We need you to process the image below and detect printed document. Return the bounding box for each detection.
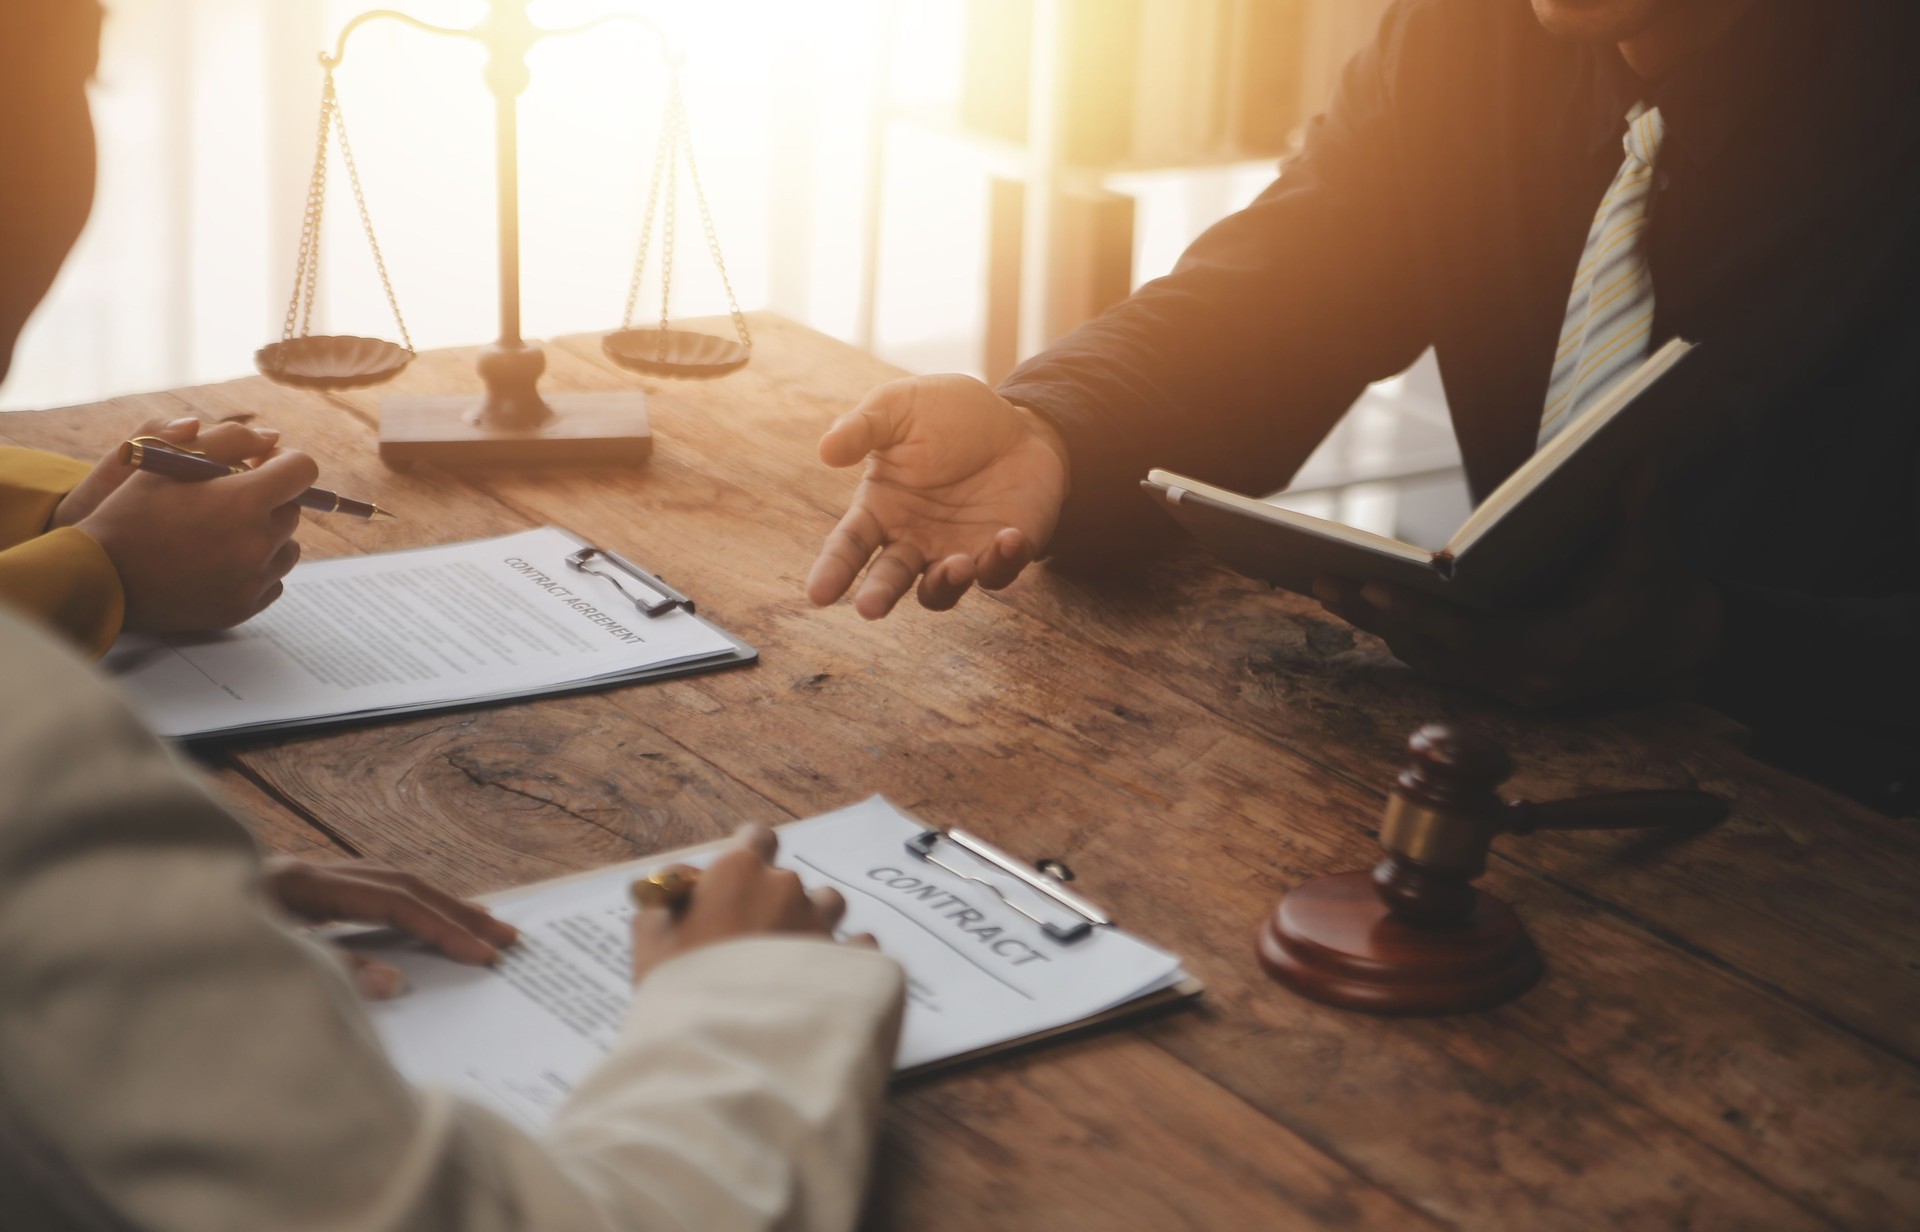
[103,527,744,738]
[361,797,1189,1130]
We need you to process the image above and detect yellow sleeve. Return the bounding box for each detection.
[0,530,125,659]
[0,447,124,657]
[0,445,94,547]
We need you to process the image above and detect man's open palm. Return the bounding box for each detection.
[807,374,1069,619]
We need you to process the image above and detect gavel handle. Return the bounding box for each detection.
[1505,790,1728,835]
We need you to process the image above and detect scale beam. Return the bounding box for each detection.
[321,10,473,69]
[322,6,674,70]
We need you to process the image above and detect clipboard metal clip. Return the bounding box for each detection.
[566,546,696,618]
[906,828,1111,943]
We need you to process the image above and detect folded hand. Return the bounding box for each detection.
[67,417,317,633]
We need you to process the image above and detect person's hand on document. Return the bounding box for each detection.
[807,375,1069,619]
[631,824,872,985]
[263,856,521,1001]
[49,414,315,634]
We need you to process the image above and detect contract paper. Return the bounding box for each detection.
[360,797,1188,1130]
[103,527,743,738]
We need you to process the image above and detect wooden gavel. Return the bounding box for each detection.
[1259,724,1728,1015]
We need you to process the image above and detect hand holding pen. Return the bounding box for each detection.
[47,416,364,635]
[121,435,397,520]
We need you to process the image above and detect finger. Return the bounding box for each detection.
[193,422,281,465]
[362,889,503,965]
[69,419,201,513]
[807,504,886,607]
[844,932,879,949]
[732,823,779,864]
[630,902,674,948]
[974,527,1035,591]
[261,498,303,545]
[243,581,285,622]
[765,868,812,926]
[853,541,927,621]
[406,888,519,947]
[232,449,320,510]
[314,874,505,963]
[809,885,847,931]
[916,553,975,611]
[143,416,203,445]
[344,952,409,1000]
[818,381,913,468]
[347,867,520,946]
[263,538,302,583]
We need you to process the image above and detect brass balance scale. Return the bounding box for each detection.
[254,0,751,466]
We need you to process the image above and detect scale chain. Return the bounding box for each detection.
[618,69,751,359]
[283,74,335,342]
[330,82,413,352]
[673,78,751,355]
[659,91,679,357]
[619,77,675,333]
[280,67,413,353]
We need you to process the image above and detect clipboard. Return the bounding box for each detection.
[107,526,757,742]
[453,816,1205,1082]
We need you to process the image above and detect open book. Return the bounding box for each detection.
[1142,339,1695,610]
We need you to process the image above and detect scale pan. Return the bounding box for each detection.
[602,329,748,379]
[255,336,413,390]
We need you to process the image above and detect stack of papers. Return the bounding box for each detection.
[104,527,752,739]
[361,797,1194,1130]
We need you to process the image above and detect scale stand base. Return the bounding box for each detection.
[379,391,652,468]
[1257,871,1542,1016]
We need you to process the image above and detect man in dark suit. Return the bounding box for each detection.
[806,0,1919,815]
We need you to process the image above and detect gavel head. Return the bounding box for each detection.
[1371,724,1514,928]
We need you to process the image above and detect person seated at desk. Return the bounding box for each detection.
[0,7,905,1230]
[0,600,905,1231]
[1,4,310,659]
[807,0,1919,816]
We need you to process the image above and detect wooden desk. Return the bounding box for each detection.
[7,316,1916,1230]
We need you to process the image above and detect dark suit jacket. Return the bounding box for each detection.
[999,0,1920,814]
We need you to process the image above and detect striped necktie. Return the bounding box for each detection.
[1539,103,1667,446]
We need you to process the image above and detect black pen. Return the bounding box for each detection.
[119,436,398,520]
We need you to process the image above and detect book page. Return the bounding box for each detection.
[1446,338,1695,555]
[1146,470,1432,565]
[361,798,1187,1131]
[102,528,735,737]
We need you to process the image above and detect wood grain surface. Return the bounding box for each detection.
[6,315,1916,1231]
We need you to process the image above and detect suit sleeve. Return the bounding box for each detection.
[998,2,1434,557]
[1703,588,1919,816]
[0,446,124,656]
[0,605,903,1232]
